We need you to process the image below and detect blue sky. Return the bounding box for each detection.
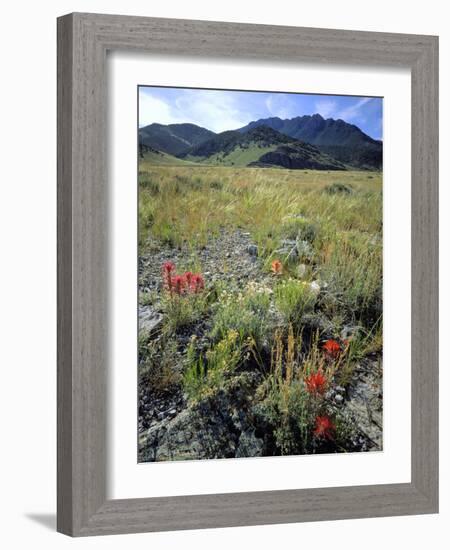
[139,86,383,140]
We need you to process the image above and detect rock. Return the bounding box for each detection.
[343,358,383,450]
[341,325,363,340]
[301,312,334,336]
[309,280,321,295]
[297,263,307,278]
[235,429,264,458]
[139,306,163,335]
[296,239,314,259]
[334,394,344,404]
[247,244,258,257]
[275,239,298,261]
[275,239,313,262]
[139,372,263,462]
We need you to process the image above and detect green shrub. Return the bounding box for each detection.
[139,338,181,395]
[162,292,209,334]
[139,175,160,195]
[183,330,243,401]
[138,200,155,248]
[317,231,382,323]
[325,182,353,195]
[280,216,317,243]
[211,283,271,349]
[209,179,224,190]
[274,279,317,325]
[255,331,359,455]
[257,377,312,455]
[139,291,155,307]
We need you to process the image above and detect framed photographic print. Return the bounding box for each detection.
[57,13,438,536]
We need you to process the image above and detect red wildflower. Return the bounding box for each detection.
[172,274,187,295]
[271,259,283,275]
[305,370,328,395]
[161,262,205,296]
[162,262,176,293]
[162,261,175,274]
[190,273,205,293]
[323,339,341,360]
[313,415,335,440]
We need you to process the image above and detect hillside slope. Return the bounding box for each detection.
[181,126,346,170]
[239,114,382,170]
[139,123,215,156]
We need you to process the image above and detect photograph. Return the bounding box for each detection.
[137,86,383,462]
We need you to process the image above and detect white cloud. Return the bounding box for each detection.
[138,90,184,127]
[172,90,250,132]
[139,88,251,132]
[314,98,338,118]
[265,94,296,119]
[336,97,372,122]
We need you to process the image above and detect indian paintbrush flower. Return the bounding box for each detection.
[313,415,335,440]
[191,273,205,293]
[271,259,283,275]
[305,370,328,395]
[161,263,205,296]
[323,339,341,360]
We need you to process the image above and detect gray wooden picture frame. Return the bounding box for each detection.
[57,12,439,537]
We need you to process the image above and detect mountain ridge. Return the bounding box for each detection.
[238,114,382,169]
[138,114,382,170]
[139,122,215,156]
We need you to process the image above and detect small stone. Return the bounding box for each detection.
[335,394,344,404]
[297,264,307,278]
[341,325,362,340]
[309,280,321,295]
[247,244,258,257]
[139,306,163,335]
[296,239,314,259]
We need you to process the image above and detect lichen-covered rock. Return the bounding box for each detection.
[139,371,263,462]
[344,358,383,450]
[235,429,264,458]
[139,306,163,335]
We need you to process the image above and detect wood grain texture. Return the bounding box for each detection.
[57,12,439,537]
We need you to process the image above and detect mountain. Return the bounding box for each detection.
[139,123,215,156]
[180,125,346,170]
[238,114,382,170]
[137,119,380,171]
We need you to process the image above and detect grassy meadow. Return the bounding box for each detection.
[138,161,383,460]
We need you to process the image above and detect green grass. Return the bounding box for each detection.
[211,283,272,350]
[274,279,318,325]
[185,144,279,166]
[139,165,382,324]
[140,150,199,167]
[161,291,209,335]
[183,330,244,401]
[139,165,381,249]
[139,162,382,455]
